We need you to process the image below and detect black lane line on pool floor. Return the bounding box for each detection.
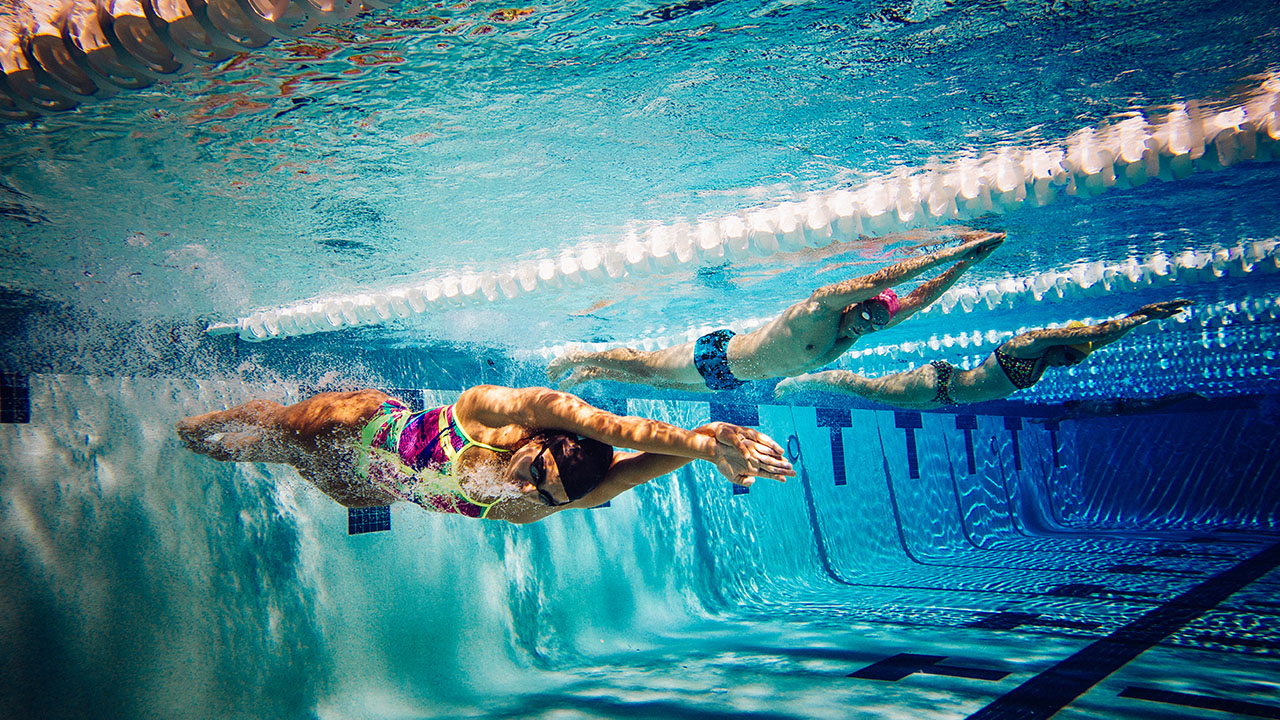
[966,539,1280,720]
[710,402,758,495]
[849,653,1010,682]
[1119,686,1280,719]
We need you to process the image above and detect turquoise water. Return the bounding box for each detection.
[2,0,1280,717]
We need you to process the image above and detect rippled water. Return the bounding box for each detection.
[2,0,1279,337]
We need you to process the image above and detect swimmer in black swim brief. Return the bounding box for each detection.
[546,230,1005,392]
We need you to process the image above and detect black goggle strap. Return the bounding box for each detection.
[532,447,572,507]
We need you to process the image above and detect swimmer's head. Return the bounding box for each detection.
[867,289,900,322]
[1045,345,1090,367]
[510,431,614,507]
[840,289,899,338]
[1042,323,1093,367]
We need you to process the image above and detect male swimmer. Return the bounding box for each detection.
[548,231,1005,392]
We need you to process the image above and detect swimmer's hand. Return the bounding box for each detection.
[1130,298,1193,319]
[960,231,1006,263]
[697,422,795,487]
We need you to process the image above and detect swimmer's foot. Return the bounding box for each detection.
[176,416,268,462]
[546,351,582,383]
[774,375,816,400]
[556,367,599,391]
[176,416,217,449]
[189,430,270,462]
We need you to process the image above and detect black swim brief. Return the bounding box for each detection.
[930,359,958,406]
[693,329,747,391]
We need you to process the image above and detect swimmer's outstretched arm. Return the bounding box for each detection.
[1004,299,1192,356]
[460,385,795,484]
[572,423,784,506]
[809,231,1004,311]
[884,233,1004,329]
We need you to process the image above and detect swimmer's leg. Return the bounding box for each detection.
[558,365,709,393]
[177,400,281,442]
[548,344,699,385]
[177,390,390,464]
[177,399,293,463]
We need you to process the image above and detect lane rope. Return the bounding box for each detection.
[211,75,1280,342]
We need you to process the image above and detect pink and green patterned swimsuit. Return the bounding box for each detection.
[357,399,509,518]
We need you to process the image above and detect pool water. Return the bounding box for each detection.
[2,0,1280,717]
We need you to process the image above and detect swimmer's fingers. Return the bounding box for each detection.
[723,424,787,458]
[747,451,795,480]
[1134,298,1193,319]
[749,443,794,479]
[714,427,790,476]
[713,426,793,481]
[964,232,1006,262]
[707,441,785,486]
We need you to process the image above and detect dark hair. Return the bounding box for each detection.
[523,431,614,501]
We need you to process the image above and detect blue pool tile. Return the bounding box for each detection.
[383,387,426,412]
[1045,583,1158,599]
[590,396,629,417]
[956,415,977,475]
[815,407,852,428]
[1,373,30,424]
[848,653,947,681]
[901,425,921,476]
[893,412,923,479]
[709,401,759,426]
[965,612,1042,630]
[1004,416,1023,472]
[894,411,923,429]
[1046,583,1108,598]
[1181,633,1280,651]
[966,612,1101,632]
[829,428,847,486]
[1106,563,1203,577]
[348,506,391,535]
[1046,424,1061,468]
[968,541,1280,720]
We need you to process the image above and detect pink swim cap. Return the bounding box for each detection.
[867,288,900,321]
